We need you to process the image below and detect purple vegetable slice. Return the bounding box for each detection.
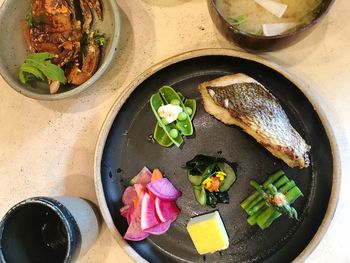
[144,220,172,235]
[141,193,159,230]
[147,178,182,201]
[124,192,149,241]
[130,166,152,186]
[155,197,180,222]
[122,186,137,205]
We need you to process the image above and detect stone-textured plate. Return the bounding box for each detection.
[0,0,121,100]
[94,49,340,263]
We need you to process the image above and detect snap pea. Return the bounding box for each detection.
[153,124,173,147]
[169,128,179,138]
[159,86,193,136]
[185,107,193,116]
[177,92,185,101]
[170,99,181,106]
[150,93,183,147]
[177,112,187,121]
[153,98,196,147]
[184,99,196,119]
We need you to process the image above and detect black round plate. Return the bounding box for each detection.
[100,55,333,262]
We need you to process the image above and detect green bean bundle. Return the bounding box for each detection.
[241,170,303,230]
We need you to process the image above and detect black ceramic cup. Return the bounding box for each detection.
[0,197,100,263]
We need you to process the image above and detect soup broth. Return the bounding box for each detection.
[215,0,323,35]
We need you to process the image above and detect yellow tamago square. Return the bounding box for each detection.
[186,211,229,255]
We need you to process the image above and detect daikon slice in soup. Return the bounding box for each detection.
[215,0,324,36]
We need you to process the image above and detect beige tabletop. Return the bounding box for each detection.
[1,0,350,262]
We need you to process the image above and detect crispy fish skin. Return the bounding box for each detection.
[198,73,311,169]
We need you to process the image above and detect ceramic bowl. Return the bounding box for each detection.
[94,48,341,262]
[0,0,121,100]
[208,0,335,51]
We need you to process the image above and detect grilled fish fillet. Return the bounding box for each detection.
[198,73,311,169]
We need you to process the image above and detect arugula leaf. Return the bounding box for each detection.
[19,52,67,84]
[229,15,246,27]
[93,31,107,47]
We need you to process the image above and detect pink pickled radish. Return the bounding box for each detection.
[144,220,172,235]
[120,205,130,217]
[155,198,180,222]
[147,178,182,201]
[124,192,149,241]
[141,193,159,230]
[122,186,137,205]
[121,203,134,225]
[130,167,152,186]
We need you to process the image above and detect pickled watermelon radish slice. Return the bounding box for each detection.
[127,204,135,225]
[120,203,134,225]
[147,178,182,201]
[155,198,180,222]
[141,193,159,230]
[124,218,148,241]
[144,220,172,235]
[124,192,149,241]
[122,186,137,205]
[120,205,130,217]
[130,167,152,186]
[133,183,146,207]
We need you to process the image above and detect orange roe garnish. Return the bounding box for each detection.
[204,177,221,192]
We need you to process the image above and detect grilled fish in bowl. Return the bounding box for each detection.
[23,0,104,93]
[198,73,311,169]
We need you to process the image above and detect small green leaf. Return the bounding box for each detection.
[19,71,32,84]
[229,15,246,27]
[27,52,54,61]
[18,52,67,84]
[20,63,45,80]
[26,11,33,28]
[93,31,107,47]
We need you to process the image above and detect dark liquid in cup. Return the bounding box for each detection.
[1,203,68,263]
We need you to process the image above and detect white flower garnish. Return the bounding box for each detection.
[158,104,183,124]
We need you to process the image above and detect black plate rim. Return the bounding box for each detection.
[93,48,341,262]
